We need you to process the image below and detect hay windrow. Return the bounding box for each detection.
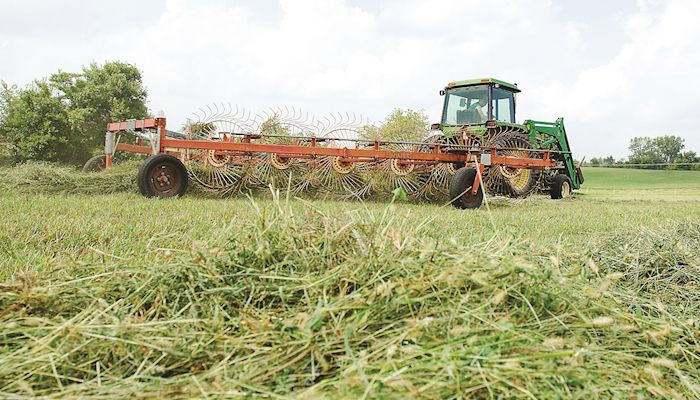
[1,196,698,399]
[0,161,139,195]
[589,222,700,317]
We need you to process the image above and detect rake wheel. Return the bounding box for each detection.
[269,153,293,170]
[252,113,313,193]
[185,153,255,196]
[390,159,415,176]
[331,157,356,174]
[366,136,422,197]
[182,105,258,195]
[310,114,373,199]
[482,127,542,198]
[411,134,463,200]
[83,155,106,173]
[313,156,371,199]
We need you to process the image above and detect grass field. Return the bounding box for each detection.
[1,164,699,398]
[581,167,700,189]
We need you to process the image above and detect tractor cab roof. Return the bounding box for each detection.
[446,78,520,93]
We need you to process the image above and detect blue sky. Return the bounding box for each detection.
[1,0,697,158]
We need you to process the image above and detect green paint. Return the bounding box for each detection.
[437,78,582,190]
[525,118,581,189]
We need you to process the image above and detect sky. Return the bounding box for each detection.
[1,0,698,159]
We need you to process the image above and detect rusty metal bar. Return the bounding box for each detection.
[160,138,466,162]
[107,117,557,169]
[107,118,159,132]
[158,138,554,168]
[116,143,153,155]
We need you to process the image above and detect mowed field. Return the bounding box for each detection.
[0,165,699,398]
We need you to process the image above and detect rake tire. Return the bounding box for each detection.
[138,154,188,198]
[449,167,483,209]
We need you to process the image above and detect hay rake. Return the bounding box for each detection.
[92,78,583,209]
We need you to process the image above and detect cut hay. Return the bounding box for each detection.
[1,194,698,398]
[0,161,139,195]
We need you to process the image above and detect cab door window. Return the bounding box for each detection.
[492,88,515,123]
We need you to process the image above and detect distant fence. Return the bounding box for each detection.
[586,163,700,171]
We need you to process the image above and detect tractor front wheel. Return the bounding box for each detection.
[138,154,188,198]
[449,167,483,209]
[550,173,572,199]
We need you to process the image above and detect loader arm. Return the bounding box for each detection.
[525,118,582,189]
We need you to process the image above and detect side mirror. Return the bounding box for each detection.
[439,90,446,96]
[459,98,466,107]
[430,123,441,130]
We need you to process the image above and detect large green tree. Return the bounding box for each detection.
[652,135,685,164]
[628,135,685,165]
[0,61,148,165]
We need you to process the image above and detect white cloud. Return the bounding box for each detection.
[539,0,700,157]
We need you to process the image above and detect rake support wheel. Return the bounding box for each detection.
[83,155,106,173]
[449,167,483,209]
[138,154,188,198]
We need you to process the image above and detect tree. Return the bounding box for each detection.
[0,81,72,162]
[678,150,698,164]
[0,84,12,166]
[628,137,661,164]
[652,135,685,164]
[678,150,700,171]
[361,109,429,142]
[0,61,148,165]
[627,135,688,168]
[589,156,615,166]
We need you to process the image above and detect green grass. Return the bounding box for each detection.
[0,164,699,398]
[581,166,700,189]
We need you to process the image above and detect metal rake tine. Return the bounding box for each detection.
[220,102,231,119]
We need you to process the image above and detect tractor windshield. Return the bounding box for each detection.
[442,85,490,125]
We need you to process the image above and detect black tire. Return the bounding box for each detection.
[449,167,484,209]
[550,173,572,199]
[138,154,188,198]
[82,155,106,173]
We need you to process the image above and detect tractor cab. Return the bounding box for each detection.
[438,78,520,127]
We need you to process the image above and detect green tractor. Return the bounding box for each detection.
[432,78,583,203]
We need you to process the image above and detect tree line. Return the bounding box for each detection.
[588,135,699,170]
[0,62,148,166]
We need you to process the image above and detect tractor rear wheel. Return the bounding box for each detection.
[138,154,188,198]
[550,173,572,199]
[83,155,106,173]
[449,167,483,209]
